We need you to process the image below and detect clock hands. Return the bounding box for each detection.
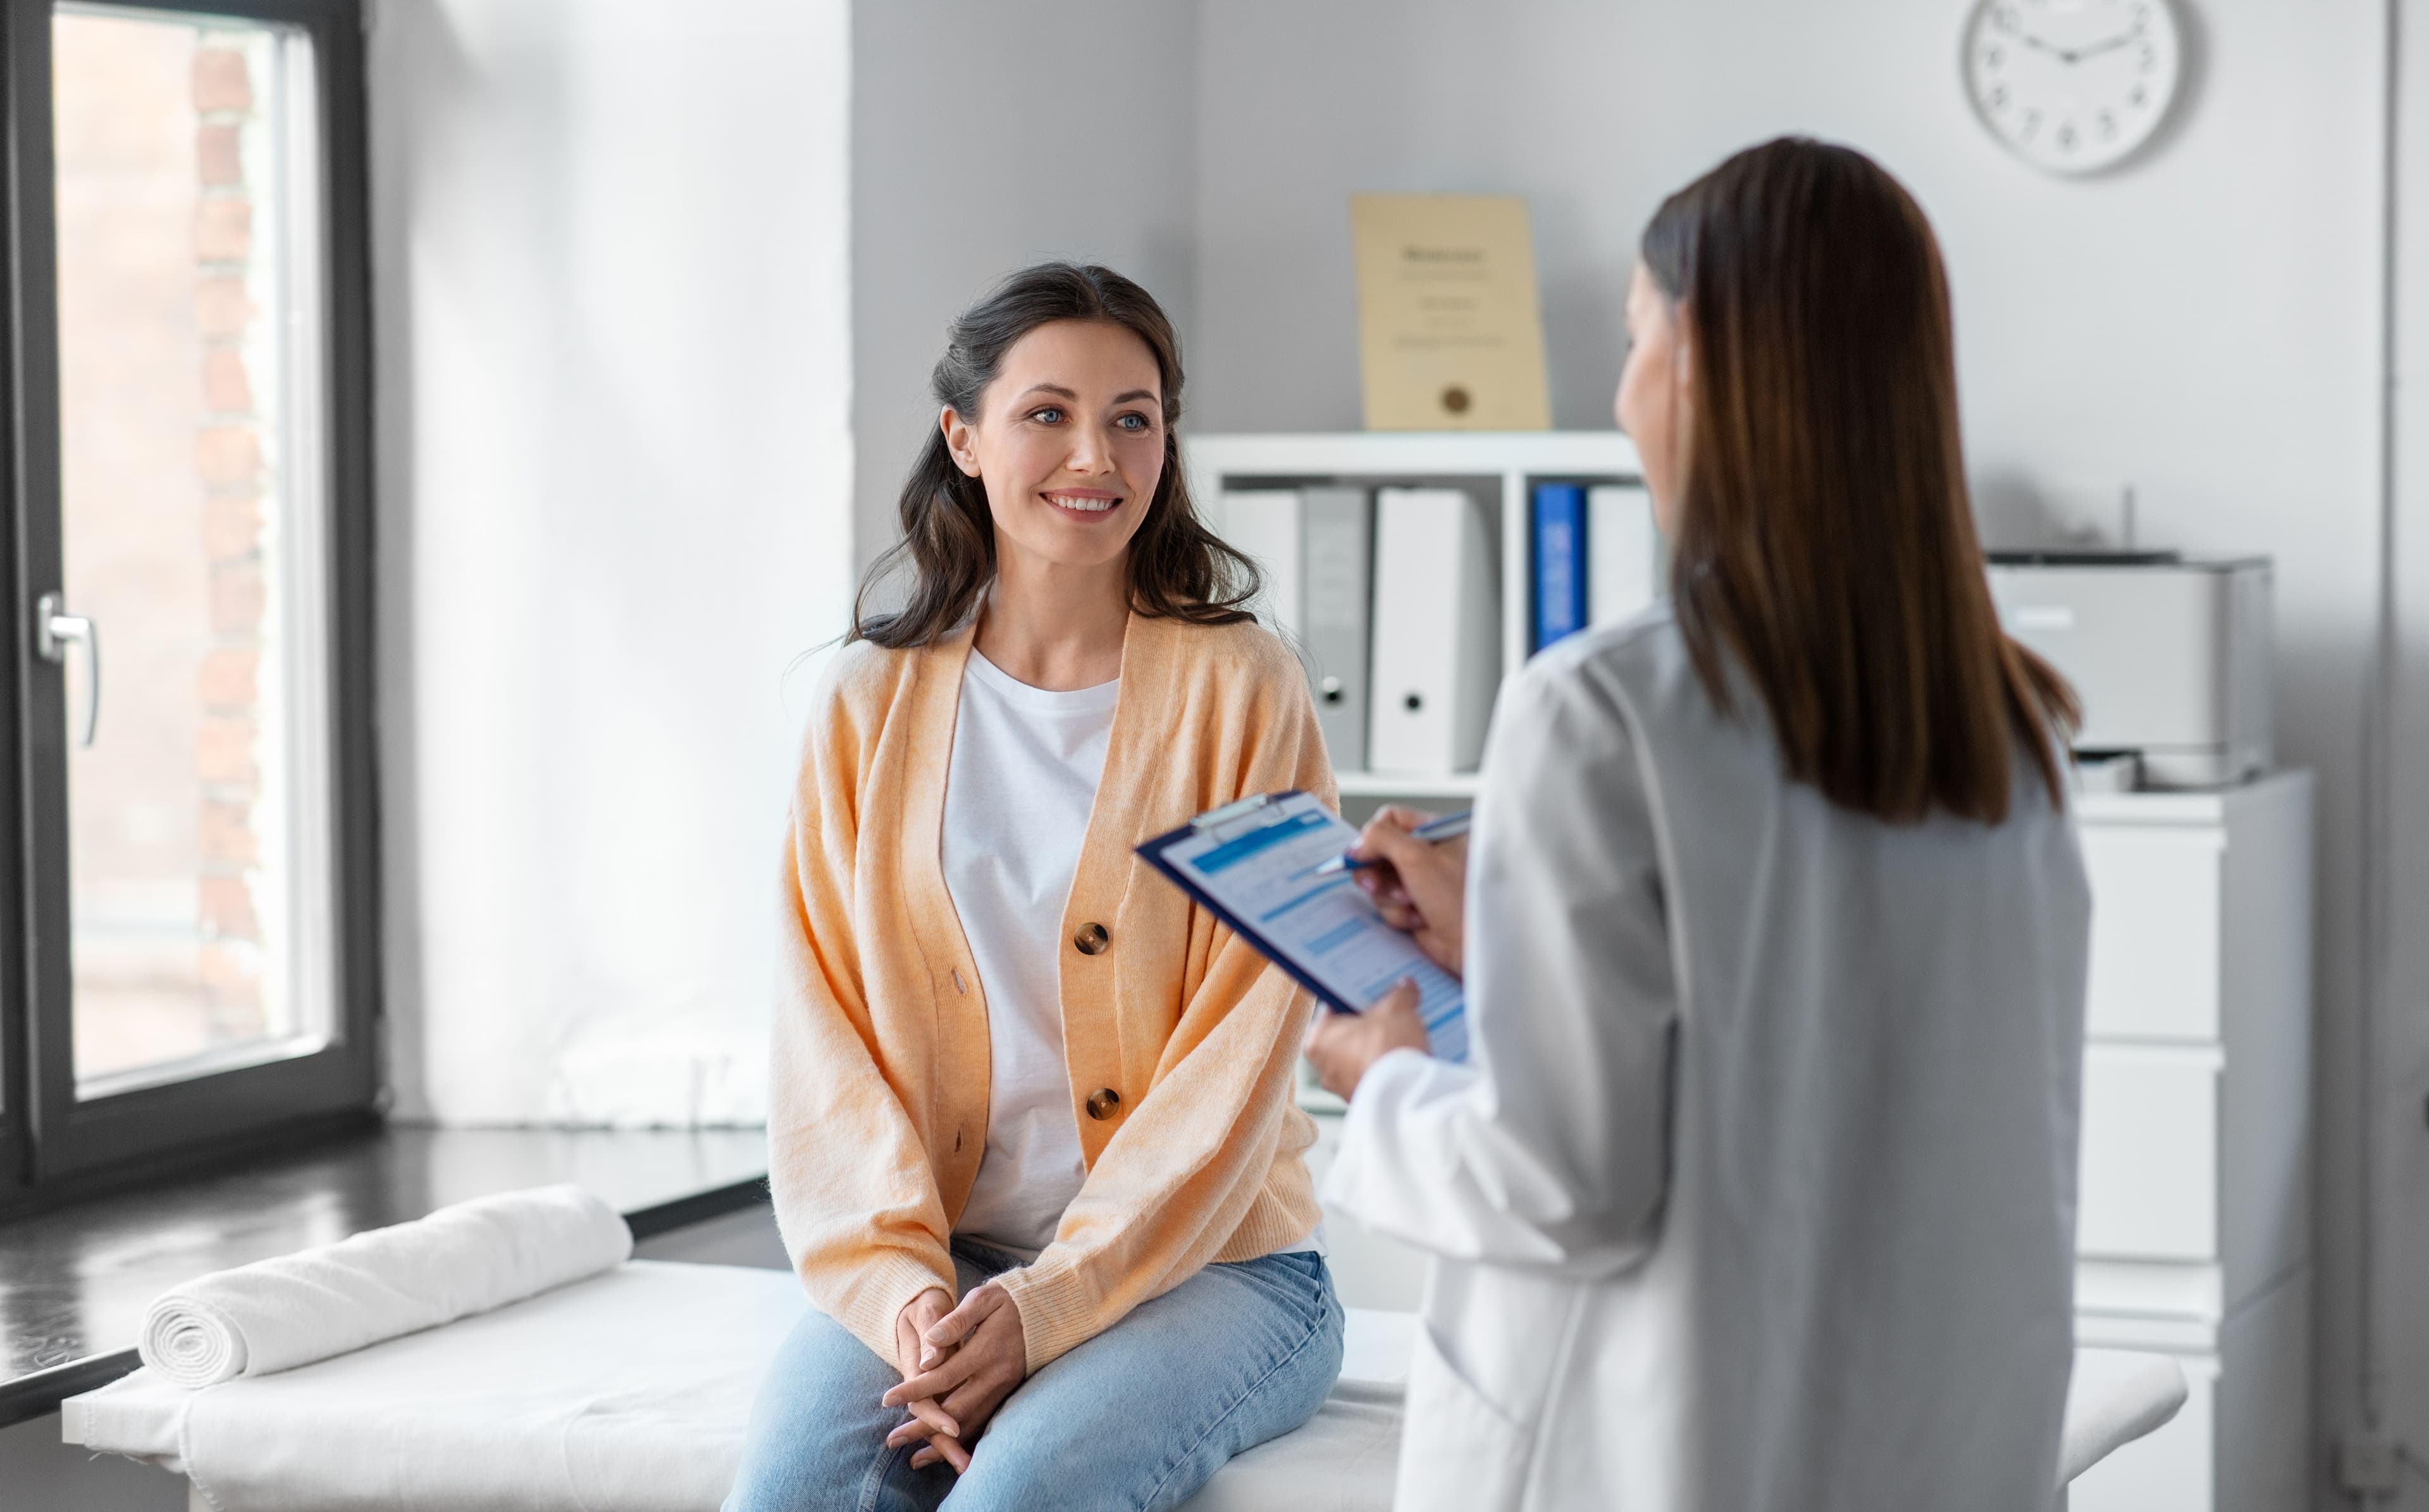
[2069,30,2141,62]
[1993,10,2144,66]
[1994,14,2070,58]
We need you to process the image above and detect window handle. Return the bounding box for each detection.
[36,593,99,748]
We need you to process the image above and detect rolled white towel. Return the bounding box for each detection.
[139,1183,633,1389]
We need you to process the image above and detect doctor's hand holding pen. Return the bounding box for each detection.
[1303,806,1469,1100]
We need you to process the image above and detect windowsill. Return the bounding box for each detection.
[72,1032,332,1102]
[0,1122,769,1427]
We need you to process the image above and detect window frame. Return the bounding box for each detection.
[0,0,378,1201]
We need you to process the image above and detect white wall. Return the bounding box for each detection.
[368,0,853,1124]
[850,3,1200,577]
[1190,1,2395,1502]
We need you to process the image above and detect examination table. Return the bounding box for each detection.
[63,1258,2185,1511]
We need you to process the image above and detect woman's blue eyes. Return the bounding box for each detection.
[1026,407,1153,432]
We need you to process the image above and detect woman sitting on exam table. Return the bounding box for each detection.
[1304,137,2094,1512]
[725,262,1342,1512]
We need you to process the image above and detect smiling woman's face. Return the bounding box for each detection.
[943,319,1166,575]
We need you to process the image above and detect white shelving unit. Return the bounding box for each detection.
[1337,770,1481,800]
[1185,431,1645,800]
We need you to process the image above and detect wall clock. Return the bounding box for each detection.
[1963,0,2182,175]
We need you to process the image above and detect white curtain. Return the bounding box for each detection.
[369,0,853,1124]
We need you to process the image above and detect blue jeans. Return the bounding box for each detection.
[724,1240,1343,1512]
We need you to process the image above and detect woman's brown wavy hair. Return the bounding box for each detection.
[1642,138,2078,823]
[851,262,1259,648]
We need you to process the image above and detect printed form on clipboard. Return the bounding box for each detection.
[1137,790,1468,1064]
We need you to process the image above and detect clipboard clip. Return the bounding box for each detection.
[1190,793,1278,830]
[1188,790,1301,843]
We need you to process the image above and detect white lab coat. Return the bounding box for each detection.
[1326,609,2091,1512]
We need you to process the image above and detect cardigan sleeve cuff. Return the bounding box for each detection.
[989,1252,1101,1374]
[831,1248,960,1370]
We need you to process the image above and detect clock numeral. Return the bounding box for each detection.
[2020,108,2041,140]
[1989,84,2008,109]
[1985,43,2004,68]
[2098,110,2117,138]
[2129,83,2147,107]
[2141,43,2157,70]
[2056,122,2077,151]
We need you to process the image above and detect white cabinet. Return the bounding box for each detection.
[2079,825,2225,1042]
[2068,771,2313,1512]
[2078,1048,2222,1263]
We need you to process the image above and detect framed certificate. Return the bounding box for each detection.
[1350,194,1552,432]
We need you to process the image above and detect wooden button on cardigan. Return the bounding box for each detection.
[769,613,1333,1372]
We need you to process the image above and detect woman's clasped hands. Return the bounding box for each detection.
[1303,806,1470,1101]
[881,1282,1029,1472]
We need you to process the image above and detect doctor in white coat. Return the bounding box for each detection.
[1306,137,2094,1512]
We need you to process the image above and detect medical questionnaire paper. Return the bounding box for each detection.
[1141,792,1468,1063]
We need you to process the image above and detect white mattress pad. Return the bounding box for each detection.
[65,1258,2179,1509]
[65,1260,1414,1512]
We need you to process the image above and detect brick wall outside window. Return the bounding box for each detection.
[192,39,269,1044]
[55,15,280,1080]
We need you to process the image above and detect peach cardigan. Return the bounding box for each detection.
[770,612,1333,1372]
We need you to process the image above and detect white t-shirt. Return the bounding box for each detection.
[942,649,1119,1260]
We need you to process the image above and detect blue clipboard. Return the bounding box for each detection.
[1135,790,1468,1062]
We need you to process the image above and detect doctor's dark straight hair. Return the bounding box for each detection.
[1641,138,2077,823]
[850,262,1259,648]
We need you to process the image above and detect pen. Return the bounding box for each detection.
[1313,811,1474,876]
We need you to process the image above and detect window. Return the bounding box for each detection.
[0,0,374,1200]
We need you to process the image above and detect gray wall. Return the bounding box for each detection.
[1187,2,2400,1503]
[850,3,1202,579]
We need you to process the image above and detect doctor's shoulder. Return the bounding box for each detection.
[1520,602,1691,710]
